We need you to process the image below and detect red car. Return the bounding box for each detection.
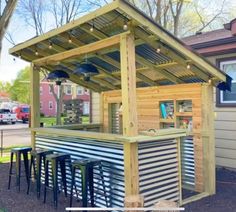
[13,105,30,123]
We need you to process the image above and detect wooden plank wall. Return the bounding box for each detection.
[102,83,205,192]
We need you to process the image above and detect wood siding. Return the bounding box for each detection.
[102,83,211,192]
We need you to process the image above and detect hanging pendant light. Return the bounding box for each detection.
[47,69,70,85]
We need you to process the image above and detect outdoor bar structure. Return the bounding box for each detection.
[9,0,231,208]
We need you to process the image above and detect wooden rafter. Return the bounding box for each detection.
[33,33,126,65]
[9,0,120,54]
[117,0,226,81]
[136,55,183,84]
[134,28,210,82]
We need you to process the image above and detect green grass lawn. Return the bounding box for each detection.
[40,116,89,126]
[0,145,30,164]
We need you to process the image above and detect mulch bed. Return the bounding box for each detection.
[0,162,236,212]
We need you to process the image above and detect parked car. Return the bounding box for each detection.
[0,109,17,124]
[12,105,30,123]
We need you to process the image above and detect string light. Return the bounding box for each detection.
[123,17,128,31]
[187,63,191,69]
[68,35,72,43]
[35,50,39,56]
[49,41,53,49]
[156,47,161,53]
[90,22,94,32]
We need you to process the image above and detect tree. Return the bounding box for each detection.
[127,0,234,37]
[0,0,18,56]
[0,81,11,92]
[16,0,93,125]
[9,66,30,104]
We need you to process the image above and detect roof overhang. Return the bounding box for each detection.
[9,0,229,92]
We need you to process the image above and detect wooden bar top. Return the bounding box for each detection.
[31,127,186,144]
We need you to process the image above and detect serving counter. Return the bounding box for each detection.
[31,127,186,207]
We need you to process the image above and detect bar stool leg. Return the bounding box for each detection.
[99,164,108,207]
[8,152,14,189]
[52,160,58,208]
[36,154,42,198]
[81,165,88,210]
[88,166,94,207]
[70,166,75,207]
[23,152,30,194]
[60,159,67,197]
[43,160,49,203]
[16,152,21,192]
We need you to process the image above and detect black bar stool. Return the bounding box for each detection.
[44,153,70,208]
[28,149,53,197]
[70,158,108,209]
[8,147,32,193]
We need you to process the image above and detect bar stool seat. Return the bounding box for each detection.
[70,158,108,209]
[8,147,32,193]
[44,153,71,208]
[29,149,53,198]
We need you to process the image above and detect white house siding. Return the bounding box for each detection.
[208,53,236,169]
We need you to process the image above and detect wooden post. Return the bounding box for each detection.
[30,63,40,149]
[120,33,139,200]
[125,195,144,212]
[120,33,138,136]
[201,84,215,194]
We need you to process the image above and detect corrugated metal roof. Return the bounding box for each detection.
[9,0,228,92]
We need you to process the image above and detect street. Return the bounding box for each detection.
[0,122,30,147]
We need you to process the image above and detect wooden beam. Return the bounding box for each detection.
[136,72,158,86]
[117,1,226,81]
[120,33,138,137]
[9,0,119,54]
[202,84,215,195]
[134,28,210,82]
[136,54,183,84]
[124,142,139,196]
[33,33,126,65]
[30,64,40,149]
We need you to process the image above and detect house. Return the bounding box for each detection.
[183,18,236,169]
[40,82,90,116]
[0,91,10,103]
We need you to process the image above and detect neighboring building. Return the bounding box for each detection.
[40,82,90,116]
[0,92,10,103]
[183,18,236,169]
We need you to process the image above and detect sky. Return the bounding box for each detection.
[0,0,236,83]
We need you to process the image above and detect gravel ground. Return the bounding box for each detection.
[0,163,80,212]
[0,162,236,212]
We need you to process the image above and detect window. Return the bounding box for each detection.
[77,86,84,95]
[49,101,53,110]
[49,86,53,94]
[65,85,72,95]
[216,59,236,107]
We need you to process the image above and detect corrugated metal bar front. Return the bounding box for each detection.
[138,139,180,207]
[35,135,125,207]
[181,137,195,190]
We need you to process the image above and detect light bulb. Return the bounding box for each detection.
[123,23,128,31]
[90,26,94,32]
[68,38,72,43]
[187,64,191,69]
[156,47,161,53]
[35,50,39,56]
[49,42,53,49]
